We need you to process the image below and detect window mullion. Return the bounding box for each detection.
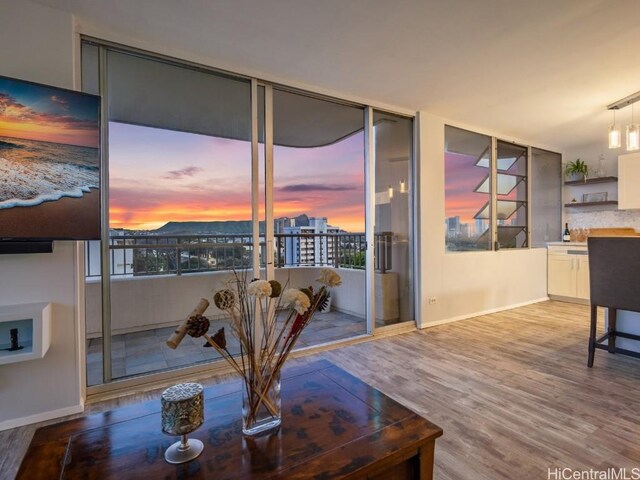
[527,146,532,249]
[490,137,498,251]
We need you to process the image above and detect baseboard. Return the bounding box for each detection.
[548,294,589,305]
[420,296,550,329]
[0,402,85,431]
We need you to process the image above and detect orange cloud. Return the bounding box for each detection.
[110,195,366,232]
[0,93,98,147]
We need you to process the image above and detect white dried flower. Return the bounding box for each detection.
[247,279,272,298]
[282,288,311,315]
[316,268,342,287]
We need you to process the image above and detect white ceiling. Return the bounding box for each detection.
[33,0,640,150]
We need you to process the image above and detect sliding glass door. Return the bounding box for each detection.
[82,39,416,389]
[83,42,256,385]
[272,89,367,346]
[372,111,414,326]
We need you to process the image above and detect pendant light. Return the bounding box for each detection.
[627,103,640,151]
[608,110,621,148]
[607,90,640,151]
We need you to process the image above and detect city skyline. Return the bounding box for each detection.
[444,151,487,225]
[108,122,365,232]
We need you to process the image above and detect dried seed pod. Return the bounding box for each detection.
[212,327,227,349]
[300,287,314,304]
[186,314,210,338]
[214,289,236,310]
[268,280,282,298]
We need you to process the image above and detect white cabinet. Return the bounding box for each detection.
[547,245,589,302]
[548,254,574,297]
[618,152,640,209]
[575,256,590,299]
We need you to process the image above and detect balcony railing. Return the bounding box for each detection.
[85,232,392,278]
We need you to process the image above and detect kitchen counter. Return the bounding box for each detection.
[547,242,587,247]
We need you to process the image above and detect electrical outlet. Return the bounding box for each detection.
[428,297,437,305]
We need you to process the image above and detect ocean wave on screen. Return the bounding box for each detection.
[0,137,99,210]
[0,186,94,209]
[0,139,24,149]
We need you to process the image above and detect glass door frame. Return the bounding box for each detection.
[364,107,375,335]
[368,107,417,334]
[260,90,375,335]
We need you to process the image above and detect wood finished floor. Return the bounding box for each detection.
[2,300,639,479]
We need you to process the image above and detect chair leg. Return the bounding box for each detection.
[608,307,617,354]
[588,304,597,368]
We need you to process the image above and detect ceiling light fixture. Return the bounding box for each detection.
[607,91,640,111]
[607,90,640,151]
[627,126,640,151]
[399,180,406,193]
[608,110,621,149]
[627,104,640,151]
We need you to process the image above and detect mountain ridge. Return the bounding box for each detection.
[153,214,310,235]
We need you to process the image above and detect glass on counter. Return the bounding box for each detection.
[570,229,578,243]
[569,228,589,243]
[576,228,589,243]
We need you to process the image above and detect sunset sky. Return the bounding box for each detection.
[0,76,99,148]
[444,151,487,224]
[108,122,365,232]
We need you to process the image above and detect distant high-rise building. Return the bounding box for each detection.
[446,216,460,238]
[275,217,297,233]
[283,217,339,266]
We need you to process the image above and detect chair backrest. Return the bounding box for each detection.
[587,236,640,312]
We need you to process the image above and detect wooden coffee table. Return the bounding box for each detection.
[18,359,442,479]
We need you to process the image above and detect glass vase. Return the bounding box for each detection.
[596,154,606,178]
[242,370,281,436]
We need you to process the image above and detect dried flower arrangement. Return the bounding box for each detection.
[183,268,342,435]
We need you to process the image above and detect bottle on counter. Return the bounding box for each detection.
[563,223,571,242]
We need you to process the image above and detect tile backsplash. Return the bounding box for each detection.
[566,209,640,230]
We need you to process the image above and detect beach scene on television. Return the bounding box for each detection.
[0,76,100,240]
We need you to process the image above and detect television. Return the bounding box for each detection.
[0,74,101,250]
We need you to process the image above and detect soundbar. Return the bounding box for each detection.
[0,241,54,255]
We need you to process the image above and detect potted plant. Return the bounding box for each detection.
[564,158,589,182]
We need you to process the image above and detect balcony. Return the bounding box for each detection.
[85,233,398,385]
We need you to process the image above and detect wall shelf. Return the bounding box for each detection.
[564,201,618,208]
[0,303,51,365]
[564,176,618,186]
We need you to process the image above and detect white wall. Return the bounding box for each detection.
[0,0,83,429]
[418,112,549,326]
